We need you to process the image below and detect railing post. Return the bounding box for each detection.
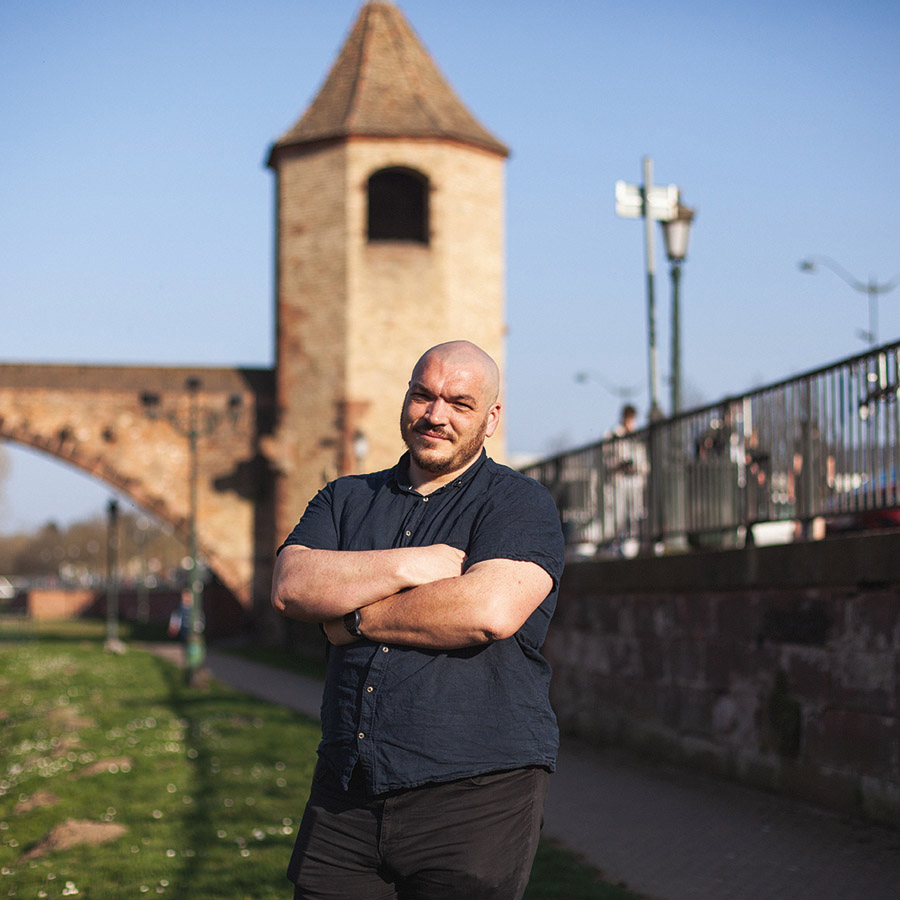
[646,417,663,552]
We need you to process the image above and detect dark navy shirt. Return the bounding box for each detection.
[279,450,566,795]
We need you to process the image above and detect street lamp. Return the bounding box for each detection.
[661,203,696,415]
[105,498,124,653]
[799,255,900,347]
[615,157,680,421]
[574,370,640,401]
[135,515,150,625]
[140,377,243,687]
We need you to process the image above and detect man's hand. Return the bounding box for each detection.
[400,544,466,586]
[322,617,358,646]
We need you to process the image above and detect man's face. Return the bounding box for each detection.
[400,352,500,477]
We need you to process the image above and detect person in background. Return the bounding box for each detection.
[603,403,648,556]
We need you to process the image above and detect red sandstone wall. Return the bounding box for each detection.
[24,585,245,637]
[28,589,96,621]
[548,541,900,828]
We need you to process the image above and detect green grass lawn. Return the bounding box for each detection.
[0,619,638,899]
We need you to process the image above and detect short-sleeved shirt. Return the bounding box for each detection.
[279,450,566,795]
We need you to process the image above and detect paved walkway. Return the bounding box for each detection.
[149,643,900,899]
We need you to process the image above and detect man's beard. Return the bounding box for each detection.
[401,417,488,474]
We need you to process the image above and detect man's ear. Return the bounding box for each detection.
[484,403,501,438]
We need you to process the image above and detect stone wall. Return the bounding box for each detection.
[27,589,96,621]
[547,531,900,826]
[26,584,246,637]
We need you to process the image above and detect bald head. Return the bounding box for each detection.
[400,341,502,484]
[411,341,500,407]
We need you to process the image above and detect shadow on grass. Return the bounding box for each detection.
[0,615,166,644]
[147,653,247,894]
[143,650,312,896]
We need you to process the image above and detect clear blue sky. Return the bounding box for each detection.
[1,0,899,532]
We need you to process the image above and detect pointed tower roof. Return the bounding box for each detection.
[269,1,508,162]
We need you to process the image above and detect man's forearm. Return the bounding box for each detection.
[356,578,493,649]
[271,544,465,623]
[329,559,553,650]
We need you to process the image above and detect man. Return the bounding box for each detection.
[603,404,648,557]
[271,340,565,900]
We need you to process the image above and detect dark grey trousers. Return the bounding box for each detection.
[289,761,550,900]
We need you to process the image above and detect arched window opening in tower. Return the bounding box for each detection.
[367,168,430,243]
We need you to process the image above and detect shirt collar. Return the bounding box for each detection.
[392,448,488,495]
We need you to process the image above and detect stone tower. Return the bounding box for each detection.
[265,1,509,537]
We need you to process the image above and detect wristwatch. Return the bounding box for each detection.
[343,608,365,639]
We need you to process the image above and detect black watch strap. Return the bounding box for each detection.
[343,608,364,639]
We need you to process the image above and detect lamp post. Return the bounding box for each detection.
[615,157,680,421]
[135,515,150,625]
[140,377,242,687]
[799,255,900,347]
[661,203,696,415]
[105,498,123,653]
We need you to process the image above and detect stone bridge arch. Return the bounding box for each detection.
[0,363,276,619]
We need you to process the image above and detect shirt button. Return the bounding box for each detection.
[358,732,365,740]
[381,646,389,653]
[423,497,429,502]
[366,686,374,693]
[405,530,411,537]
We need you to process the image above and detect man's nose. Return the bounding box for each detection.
[425,397,449,422]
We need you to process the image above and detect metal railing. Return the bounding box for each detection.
[522,342,900,557]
